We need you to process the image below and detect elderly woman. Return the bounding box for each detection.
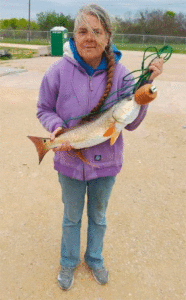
[37,4,163,291]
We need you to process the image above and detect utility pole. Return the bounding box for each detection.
[28,0,31,42]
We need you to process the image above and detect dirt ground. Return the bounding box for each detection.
[0,50,186,300]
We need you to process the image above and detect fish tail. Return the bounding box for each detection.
[27,136,51,164]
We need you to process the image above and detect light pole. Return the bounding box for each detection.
[28,0,31,42]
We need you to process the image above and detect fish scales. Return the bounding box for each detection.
[52,107,115,149]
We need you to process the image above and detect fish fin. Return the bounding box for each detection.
[55,127,65,137]
[110,132,120,145]
[103,124,116,137]
[73,149,86,162]
[27,136,51,164]
[65,150,81,160]
[73,149,98,168]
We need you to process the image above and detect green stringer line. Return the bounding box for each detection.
[63,44,173,126]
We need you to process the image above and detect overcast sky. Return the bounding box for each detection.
[1,0,186,21]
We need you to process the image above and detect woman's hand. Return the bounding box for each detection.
[50,127,72,152]
[148,57,163,81]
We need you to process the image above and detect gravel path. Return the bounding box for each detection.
[1,51,186,300]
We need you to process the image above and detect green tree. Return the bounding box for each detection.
[36,11,74,31]
[9,18,19,29]
[30,21,39,30]
[1,18,39,30]
[2,19,10,29]
[165,11,176,18]
[18,18,27,29]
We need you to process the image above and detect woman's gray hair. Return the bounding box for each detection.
[73,4,113,44]
[74,4,115,123]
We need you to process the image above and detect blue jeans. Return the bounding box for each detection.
[58,173,116,270]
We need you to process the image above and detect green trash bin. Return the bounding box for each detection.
[50,26,68,56]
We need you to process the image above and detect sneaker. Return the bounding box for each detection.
[92,266,109,285]
[57,266,75,290]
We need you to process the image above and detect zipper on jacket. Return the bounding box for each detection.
[87,76,93,111]
[89,76,93,91]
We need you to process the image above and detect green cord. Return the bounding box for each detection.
[63,44,173,125]
[131,45,173,92]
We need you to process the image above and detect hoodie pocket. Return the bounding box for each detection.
[84,135,123,168]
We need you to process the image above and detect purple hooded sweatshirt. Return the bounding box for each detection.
[37,41,148,181]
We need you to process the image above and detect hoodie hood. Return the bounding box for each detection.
[63,38,122,76]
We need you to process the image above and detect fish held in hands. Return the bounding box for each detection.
[28,84,157,164]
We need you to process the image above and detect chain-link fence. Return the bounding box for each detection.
[0,30,185,51]
[0,30,50,44]
[112,33,186,50]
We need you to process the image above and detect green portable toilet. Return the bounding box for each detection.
[50,26,68,56]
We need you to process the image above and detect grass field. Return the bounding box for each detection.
[0,46,37,59]
[0,38,49,45]
[115,43,186,54]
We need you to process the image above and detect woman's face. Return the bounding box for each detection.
[74,14,109,68]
